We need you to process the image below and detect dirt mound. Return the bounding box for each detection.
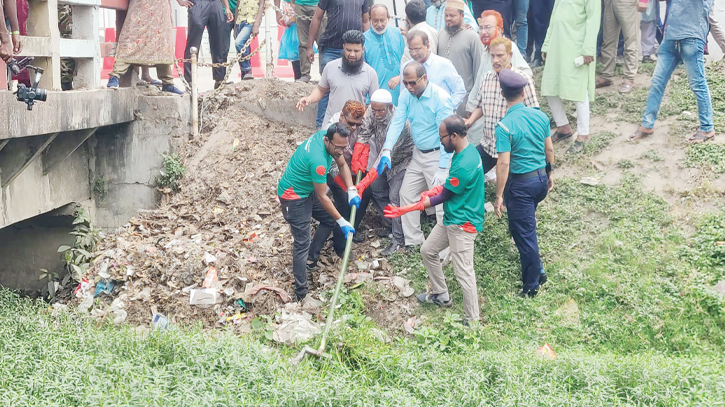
[78,80,417,332]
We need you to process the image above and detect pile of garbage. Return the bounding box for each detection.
[70,81,417,337]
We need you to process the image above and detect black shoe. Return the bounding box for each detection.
[353,234,365,244]
[518,288,539,298]
[381,242,401,257]
[305,260,317,271]
[540,272,548,286]
[377,228,392,238]
[417,291,453,307]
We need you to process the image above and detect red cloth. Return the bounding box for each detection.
[11,0,30,85]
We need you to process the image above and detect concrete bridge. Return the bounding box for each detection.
[0,0,191,292]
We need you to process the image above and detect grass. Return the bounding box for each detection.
[685,142,725,173]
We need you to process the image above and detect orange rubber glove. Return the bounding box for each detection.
[420,185,444,201]
[333,174,347,191]
[351,143,370,175]
[383,201,425,218]
[355,168,378,196]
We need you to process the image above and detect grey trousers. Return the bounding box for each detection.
[640,19,657,57]
[600,0,641,81]
[370,169,406,246]
[399,148,445,246]
[294,3,326,78]
[421,223,480,322]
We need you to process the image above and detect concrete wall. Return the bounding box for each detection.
[93,94,190,229]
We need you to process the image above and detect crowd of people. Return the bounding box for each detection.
[277,0,718,325]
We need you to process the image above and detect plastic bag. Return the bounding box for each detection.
[278,23,299,61]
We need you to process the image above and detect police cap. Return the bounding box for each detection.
[498,68,527,93]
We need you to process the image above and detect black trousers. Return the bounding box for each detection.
[476,144,499,174]
[530,0,555,61]
[471,0,513,38]
[184,0,230,82]
[328,174,372,257]
[280,194,336,300]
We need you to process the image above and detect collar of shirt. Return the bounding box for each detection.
[506,103,526,115]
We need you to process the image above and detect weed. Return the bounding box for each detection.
[685,143,725,173]
[57,208,102,282]
[641,148,663,162]
[616,159,634,169]
[92,176,107,202]
[155,153,186,192]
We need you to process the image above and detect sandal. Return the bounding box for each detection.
[686,130,715,144]
[552,131,574,143]
[567,141,585,154]
[627,128,654,142]
[618,81,634,94]
[595,77,613,88]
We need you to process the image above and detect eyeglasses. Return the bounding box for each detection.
[332,144,348,153]
[439,132,452,141]
[371,106,388,113]
[402,75,426,87]
[409,46,427,54]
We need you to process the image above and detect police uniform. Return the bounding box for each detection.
[495,69,551,296]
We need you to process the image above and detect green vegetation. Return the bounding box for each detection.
[155,153,186,192]
[685,143,725,173]
[641,149,664,162]
[616,158,634,169]
[57,208,102,283]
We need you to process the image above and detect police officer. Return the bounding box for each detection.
[493,69,555,297]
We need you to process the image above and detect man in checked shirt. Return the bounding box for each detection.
[464,36,538,174]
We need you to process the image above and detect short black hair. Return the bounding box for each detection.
[406,31,429,46]
[443,115,467,138]
[327,122,351,141]
[342,30,365,46]
[405,0,427,25]
[404,61,426,79]
[501,87,524,101]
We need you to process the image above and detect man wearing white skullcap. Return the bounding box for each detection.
[355,89,415,256]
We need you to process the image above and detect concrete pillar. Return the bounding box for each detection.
[26,0,62,90]
[71,5,102,89]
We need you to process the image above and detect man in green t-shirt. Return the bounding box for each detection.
[494,69,555,298]
[384,115,485,325]
[278,123,361,301]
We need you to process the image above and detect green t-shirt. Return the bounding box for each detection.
[495,103,550,174]
[229,0,238,13]
[278,130,333,200]
[443,144,485,232]
[294,0,319,6]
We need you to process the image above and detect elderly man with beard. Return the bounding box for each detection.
[364,4,406,106]
[278,123,361,301]
[465,36,538,174]
[297,30,378,129]
[377,62,454,249]
[383,115,485,325]
[353,90,415,256]
[403,31,467,109]
[426,0,477,31]
[466,10,530,146]
[437,0,484,116]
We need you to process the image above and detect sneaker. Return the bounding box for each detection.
[540,271,548,286]
[242,72,254,80]
[296,75,311,83]
[162,84,184,95]
[107,76,119,89]
[381,242,400,257]
[518,288,538,298]
[417,291,453,307]
[642,55,657,63]
[305,260,317,271]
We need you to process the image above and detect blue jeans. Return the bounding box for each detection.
[317,47,343,128]
[235,21,253,74]
[504,169,548,294]
[642,38,713,132]
[513,0,529,56]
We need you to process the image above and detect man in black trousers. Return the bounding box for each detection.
[528,0,554,66]
[179,0,234,88]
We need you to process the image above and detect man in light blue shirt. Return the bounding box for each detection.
[402,31,467,109]
[426,0,478,31]
[364,4,406,105]
[628,0,715,144]
[376,62,454,247]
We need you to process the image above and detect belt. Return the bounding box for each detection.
[509,167,546,180]
[419,146,440,154]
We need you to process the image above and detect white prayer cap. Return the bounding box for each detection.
[370,89,393,104]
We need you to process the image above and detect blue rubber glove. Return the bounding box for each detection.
[347,187,361,209]
[432,167,448,186]
[376,149,392,175]
[336,218,356,237]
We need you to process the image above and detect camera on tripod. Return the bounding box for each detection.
[7,57,48,110]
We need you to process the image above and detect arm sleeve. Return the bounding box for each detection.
[319,63,330,89]
[436,95,455,168]
[445,62,467,107]
[523,75,539,108]
[428,187,454,206]
[541,3,556,53]
[512,46,533,78]
[383,91,410,151]
[310,158,329,183]
[466,55,484,113]
[495,123,512,154]
[369,68,379,94]
[582,0,602,56]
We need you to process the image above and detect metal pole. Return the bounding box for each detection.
[265,3,273,77]
[190,47,199,138]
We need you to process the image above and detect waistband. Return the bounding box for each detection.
[509,167,546,180]
[419,146,440,154]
